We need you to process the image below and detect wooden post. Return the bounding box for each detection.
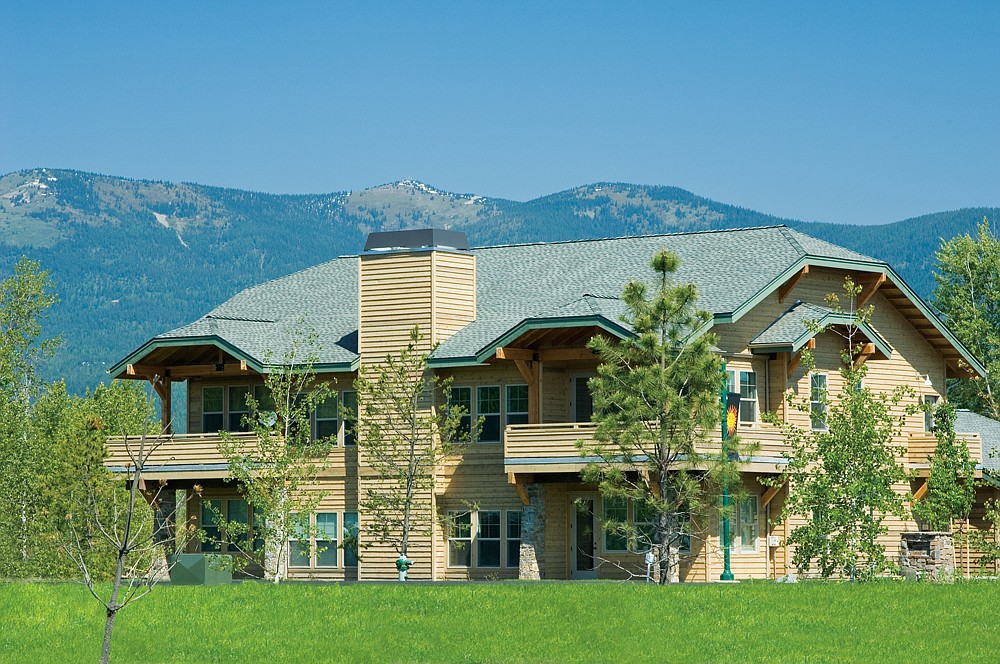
[151,377,172,434]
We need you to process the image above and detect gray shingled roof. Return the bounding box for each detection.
[152,257,360,368]
[116,225,886,372]
[956,409,1000,474]
[749,302,833,349]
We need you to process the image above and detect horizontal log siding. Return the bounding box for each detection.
[431,251,476,345]
[435,447,523,580]
[359,253,434,357]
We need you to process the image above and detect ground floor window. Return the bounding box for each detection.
[505,511,522,568]
[627,499,690,554]
[448,511,473,567]
[200,497,261,556]
[722,495,759,553]
[288,510,357,569]
[477,510,501,567]
[448,509,523,569]
[602,496,629,553]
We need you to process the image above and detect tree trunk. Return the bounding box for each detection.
[100,605,117,664]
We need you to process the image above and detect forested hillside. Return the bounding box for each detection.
[0,168,995,393]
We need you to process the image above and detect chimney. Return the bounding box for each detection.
[358,229,476,358]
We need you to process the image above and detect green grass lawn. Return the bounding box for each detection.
[1,580,997,662]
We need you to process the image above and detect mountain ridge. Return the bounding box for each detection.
[1,167,996,393]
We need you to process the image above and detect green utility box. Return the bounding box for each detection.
[169,553,233,585]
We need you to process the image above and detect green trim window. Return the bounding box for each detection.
[602,496,629,552]
[448,511,472,567]
[342,390,358,446]
[506,384,529,426]
[739,371,758,424]
[227,499,249,550]
[726,369,758,424]
[924,395,939,432]
[477,510,501,567]
[201,499,223,552]
[450,387,473,440]
[633,500,690,554]
[202,387,224,433]
[723,496,759,554]
[505,510,522,569]
[315,513,338,568]
[228,386,251,432]
[288,512,311,568]
[633,499,655,551]
[288,511,355,569]
[477,386,501,442]
[810,373,828,431]
[314,393,339,441]
[343,511,359,567]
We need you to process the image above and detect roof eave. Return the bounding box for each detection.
[109,335,359,378]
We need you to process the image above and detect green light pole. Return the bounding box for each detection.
[720,360,734,581]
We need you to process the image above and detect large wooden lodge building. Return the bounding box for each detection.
[106,226,999,581]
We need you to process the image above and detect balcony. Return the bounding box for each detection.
[907,432,982,476]
[503,422,791,475]
[105,432,257,479]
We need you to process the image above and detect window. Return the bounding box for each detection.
[723,496,759,553]
[739,496,759,553]
[739,371,758,424]
[314,393,339,441]
[228,386,251,432]
[506,384,529,426]
[603,496,629,552]
[448,511,472,567]
[252,505,265,555]
[477,510,501,567]
[254,384,276,421]
[288,512,311,567]
[201,499,222,552]
[342,391,358,446]
[677,512,692,554]
[315,513,339,567]
[633,500,655,551]
[505,511,522,568]
[285,512,356,569]
[343,512,359,567]
[202,387,224,433]
[450,387,472,440]
[227,499,249,551]
[924,395,939,432]
[810,374,828,431]
[199,498,267,557]
[477,386,501,442]
[726,370,758,424]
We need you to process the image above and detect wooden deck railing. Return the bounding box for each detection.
[503,422,791,473]
[907,432,982,468]
[104,432,258,478]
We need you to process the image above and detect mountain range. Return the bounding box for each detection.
[0,168,996,394]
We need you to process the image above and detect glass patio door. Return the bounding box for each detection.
[570,495,598,579]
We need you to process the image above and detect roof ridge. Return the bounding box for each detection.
[778,226,806,256]
[470,225,790,251]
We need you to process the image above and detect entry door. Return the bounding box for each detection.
[570,495,598,579]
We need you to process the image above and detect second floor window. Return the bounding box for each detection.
[924,395,939,432]
[810,374,828,431]
[727,369,758,424]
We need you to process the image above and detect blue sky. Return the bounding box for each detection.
[1,2,998,225]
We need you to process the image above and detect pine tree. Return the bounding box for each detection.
[582,249,741,584]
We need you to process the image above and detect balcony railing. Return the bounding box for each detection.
[503,422,791,474]
[907,432,982,472]
[105,432,258,479]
